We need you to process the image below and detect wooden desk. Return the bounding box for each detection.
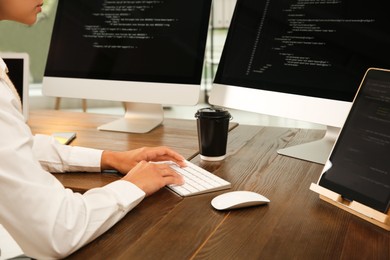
[29,110,390,259]
[29,110,221,191]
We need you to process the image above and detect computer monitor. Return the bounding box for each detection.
[209,0,390,164]
[1,52,30,121]
[43,0,212,133]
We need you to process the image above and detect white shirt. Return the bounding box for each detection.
[0,58,145,259]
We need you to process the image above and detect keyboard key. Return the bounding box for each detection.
[167,160,231,197]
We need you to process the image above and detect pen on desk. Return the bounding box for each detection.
[102,169,122,176]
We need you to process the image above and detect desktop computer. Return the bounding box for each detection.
[43,0,212,133]
[209,0,390,164]
[1,52,29,121]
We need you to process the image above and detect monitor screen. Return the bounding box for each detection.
[319,68,390,213]
[43,0,212,133]
[209,0,390,164]
[1,53,29,121]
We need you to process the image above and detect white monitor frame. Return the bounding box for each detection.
[42,0,211,133]
[43,77,200,133]
[210,83,352,165]
[207,0,390,165]
[1,52,30,121]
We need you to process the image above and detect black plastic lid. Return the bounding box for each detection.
[195,107,231,118]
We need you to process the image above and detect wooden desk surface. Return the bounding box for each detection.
[29,110,225,191]
[29,110,390,259]
[29,110,203,156]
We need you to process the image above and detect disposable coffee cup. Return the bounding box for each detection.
[195,107,232,161]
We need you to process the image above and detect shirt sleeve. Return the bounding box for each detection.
[0,78,146,259]
[33,134,103,173]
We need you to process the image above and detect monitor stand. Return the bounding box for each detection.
[277,126,340,165]
[98,102,164,133]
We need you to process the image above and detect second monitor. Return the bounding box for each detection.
[209,0,390,164]
[43,0,212,133]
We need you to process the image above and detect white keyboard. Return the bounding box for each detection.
[166,160,231,197]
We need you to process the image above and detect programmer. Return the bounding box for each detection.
[0,1,185,258]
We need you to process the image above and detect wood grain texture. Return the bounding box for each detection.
[29,110,237,191]
[29,110,201,156]
[28,111,390,259]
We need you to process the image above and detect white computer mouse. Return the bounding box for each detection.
[211,191,270,210]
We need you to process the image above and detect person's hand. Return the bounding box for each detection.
[101,146,186,174]
[121,160,184,196]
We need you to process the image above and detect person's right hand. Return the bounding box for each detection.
[121,160,184,196]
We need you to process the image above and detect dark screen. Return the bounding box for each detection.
[45,0,212,84]
[4,58,24,100]
[214,0,390,102]
[319,69,390,213]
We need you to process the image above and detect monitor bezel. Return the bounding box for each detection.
[1,52,30,121]
[42,0,211,107]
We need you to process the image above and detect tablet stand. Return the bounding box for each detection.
[310,183,390,231]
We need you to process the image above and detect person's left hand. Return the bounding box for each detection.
[100,146,186,174]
